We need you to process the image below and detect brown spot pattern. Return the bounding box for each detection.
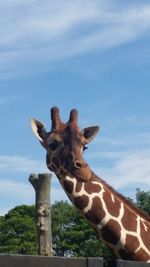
[63,180,74,194]
[52,156,60,169]
[101,219,121,245]
[103,191,121,217]
[84,182,102,194]
[74,195,89,210]
[121,205,137,232]
[60,168,67,176]
[135,248,150,262]
[85,196,105,224]
[75,182,83,193]
[140,220,150,249]
[125,235,140,251]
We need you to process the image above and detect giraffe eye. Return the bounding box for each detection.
[49,140,59,151]
[83,145,88,152]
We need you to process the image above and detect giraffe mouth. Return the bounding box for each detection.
[70,161,91,182]
[64,152,92,182]
[73,167,91,182]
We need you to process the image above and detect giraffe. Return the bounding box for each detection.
[31,106,150,262]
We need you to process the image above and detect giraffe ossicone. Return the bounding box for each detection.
[31,106,150,262]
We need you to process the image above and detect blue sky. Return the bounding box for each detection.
[0,0,150,215]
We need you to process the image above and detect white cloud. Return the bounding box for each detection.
[0,177,68,215]
[0,155,47,173]
[114,150,150,187]
[91,133,150,150]
[91,117,150,148]
[94,149,150,190]
[1,1,150,78]
[0,179,33,199]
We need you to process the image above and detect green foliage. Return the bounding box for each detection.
[0,205,37,254]
[135,188,150,215]
[51,201,114,261]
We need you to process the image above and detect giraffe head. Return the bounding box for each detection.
[31,107,99,182]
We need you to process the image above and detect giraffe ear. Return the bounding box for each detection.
[81,126,99,143]
[31,118,47,143]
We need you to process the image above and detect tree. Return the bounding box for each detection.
[51,201,115,265]
[0,205,37,254]
[29,173,53,256]
[135,188,150,215]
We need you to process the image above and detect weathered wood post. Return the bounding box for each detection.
[29,173,53,256]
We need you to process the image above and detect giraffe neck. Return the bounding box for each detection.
[58,170,150,262]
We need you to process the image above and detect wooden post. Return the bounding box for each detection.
[29,173,53,256]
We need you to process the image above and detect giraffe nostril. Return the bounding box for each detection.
[74,161,82,169]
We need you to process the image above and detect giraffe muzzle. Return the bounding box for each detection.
[72,160,91,182]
